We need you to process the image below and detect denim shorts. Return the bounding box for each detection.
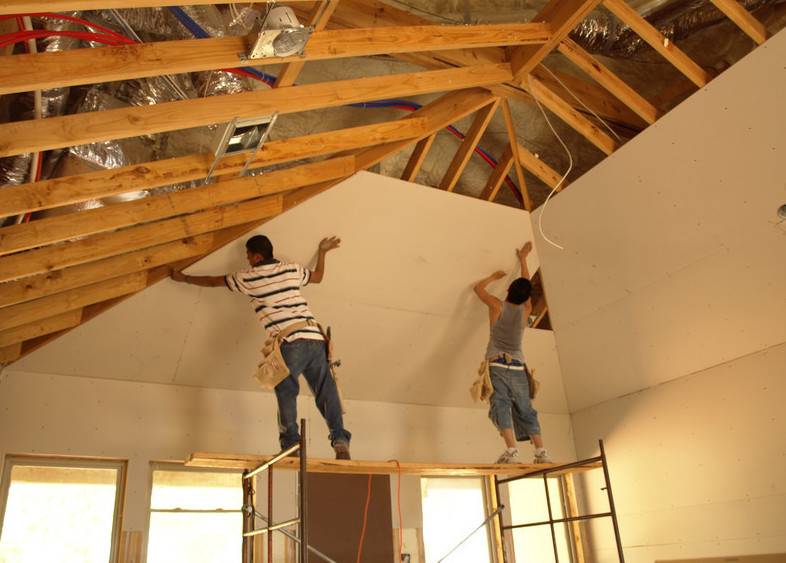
[488,359,541,441]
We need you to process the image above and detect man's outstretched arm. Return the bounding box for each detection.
[170,270,226,287]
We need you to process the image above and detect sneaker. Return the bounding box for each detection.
[333,440,351,460]
[495,448,521,464]
[533,450,553,464]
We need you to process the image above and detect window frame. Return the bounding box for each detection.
[420,475,497,563]
[145,461,245,562]
[0,453,127,563]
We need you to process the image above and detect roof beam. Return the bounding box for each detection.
[401,134,437,182]
[557,38,662,125]
[500,99,532,211]
[439,99,500,192]
[526,73,620,156]
[0,63,513,158]
[708,0,770,44]
[0,0,313,16]
[0,273,148,333]
[0,195,283,285]
[0,235,214,309]
[0,23,550,96]
[0,157,354,255]
[0,119,427,219]
[479,145,515,202]
[507,0,604,81]
[602,0,712,87]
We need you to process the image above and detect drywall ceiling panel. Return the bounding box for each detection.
[535,29,786,412]
[11,171,569,414]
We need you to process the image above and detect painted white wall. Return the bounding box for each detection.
[0,369,575,546]
[534,29,786,561]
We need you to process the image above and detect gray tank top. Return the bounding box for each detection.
[485,302,526,362]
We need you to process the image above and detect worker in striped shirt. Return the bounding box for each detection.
[171,234,351,460]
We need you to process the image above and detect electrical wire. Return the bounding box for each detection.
[355,474,372,563]
[527,73,571,251]
[0,30,135,49]
[0,12,132,42]
[538,63,623,143]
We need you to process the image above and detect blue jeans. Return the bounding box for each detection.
[488,360,541,441]
[275,339,351,450]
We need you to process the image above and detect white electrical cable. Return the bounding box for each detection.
[527,73,572,251]
[539,63,624,142]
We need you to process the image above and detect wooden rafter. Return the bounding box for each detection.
[0,157,354,255]
[603,0,713,87]
[0,64,513,158]
[0,23,551,96]
[507,0,605,80]
[439,99,500,192]
[708,0,770,44]
[526,73,620,156]
[0,119,426,219]
[557,38,662,125]
[0,0,314,15]
[0,0,776,367]
[401,134,437,182]
[479,145,514,202]
[500,99,532,211]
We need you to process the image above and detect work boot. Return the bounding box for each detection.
[333,440,351,460]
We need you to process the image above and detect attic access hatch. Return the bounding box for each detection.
[206,112,279,181]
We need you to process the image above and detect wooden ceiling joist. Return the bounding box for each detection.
[0,63,513,158]
[401,134,437,183]
[0,119,426,219]
[708,0,771,44]
[479,145,515,202]
[439,99,501,192]
[0,0,313,16]
[0,272,148,333]
[516,143,568,191]
[0,157,354,256]
[500,99,532,211]
[603,0,713,88]
[0,23,551,96]
[326,0,648,131]
[526,73,620,156]
[0,195,283,285]
[557,38,662,125]
[0,235,215,310]
[0,0,777,367]
[507,0,605,80]
[0,310,82,349]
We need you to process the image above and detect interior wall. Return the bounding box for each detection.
[534,29,786,562]
[0,369,575,555]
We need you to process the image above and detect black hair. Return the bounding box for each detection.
[246,235,274,260]
[506,277,532,305]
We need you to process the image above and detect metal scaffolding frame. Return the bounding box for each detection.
[241,418,309,563]
[493,440,625,562]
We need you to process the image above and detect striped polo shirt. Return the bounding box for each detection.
[225,258,323,343]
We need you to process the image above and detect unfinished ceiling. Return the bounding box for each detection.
[1,0,784,368]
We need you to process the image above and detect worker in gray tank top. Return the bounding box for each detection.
[474,241,552,464]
